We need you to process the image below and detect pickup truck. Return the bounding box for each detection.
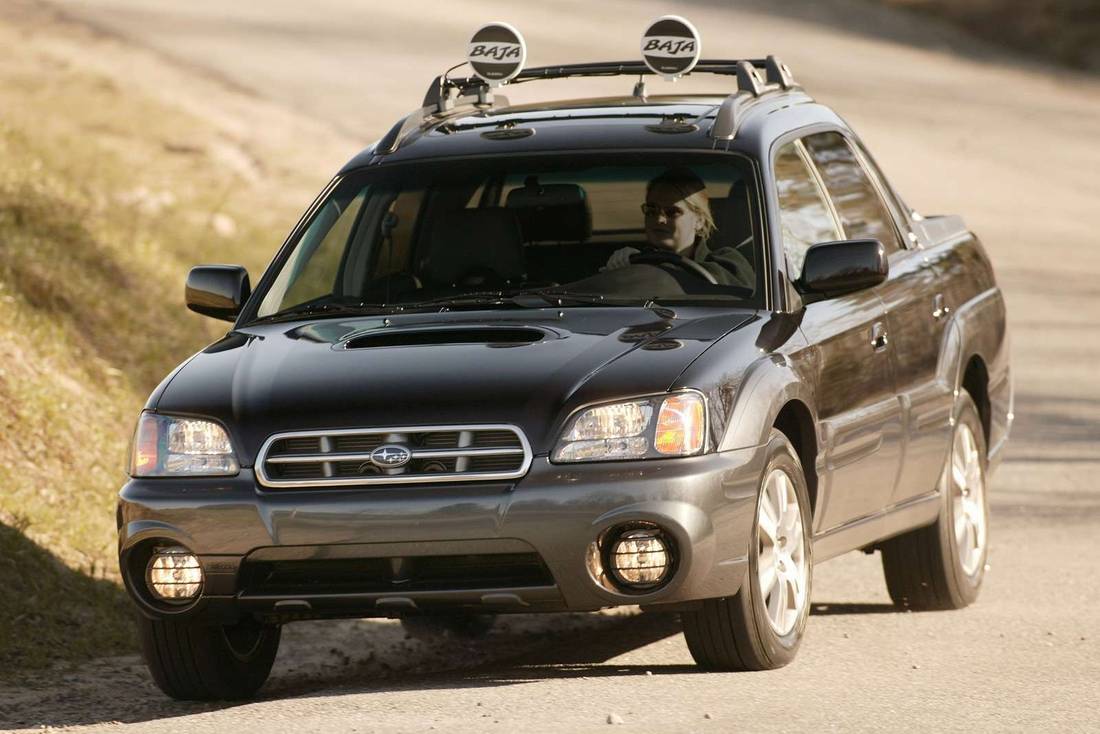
[117,27,1011,700]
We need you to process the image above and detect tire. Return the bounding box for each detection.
[400,613,496,640]
[139,614,281,701]
[880,391,989,610]
[681,429,813,671]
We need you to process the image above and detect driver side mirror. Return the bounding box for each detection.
[185,265,250,321]
[797,239,888,297]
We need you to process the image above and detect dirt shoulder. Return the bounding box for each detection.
[880,0,1100,72]
[0,0,354,677]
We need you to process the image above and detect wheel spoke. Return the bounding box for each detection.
[774,474,790,521]
[788,563,805,608]
[758,557,778,600]
[758,507,779,543]
[772,575,789,626]
[951,446,969,487]
[767,574,782,619]
[964,517,977,557]
[967,463,983,492]
[761,480,780,531]
[963,428,979,469]
[787,515,804,555]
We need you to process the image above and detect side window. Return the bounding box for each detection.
[851,140,914,242]
[802,132,903,253]
[773,142,841,279]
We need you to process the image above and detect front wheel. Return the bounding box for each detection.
[139,614,281,700]
[880,391,989,610]
[681,429,813,670]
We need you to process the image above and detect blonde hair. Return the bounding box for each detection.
[646,170,716,243]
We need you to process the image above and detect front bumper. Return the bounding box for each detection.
[118,447,765,623]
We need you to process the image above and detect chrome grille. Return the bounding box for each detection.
[256,425,531,488]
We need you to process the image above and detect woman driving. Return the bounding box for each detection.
[604,167,754,290]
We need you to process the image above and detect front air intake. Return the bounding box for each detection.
[343,327,544,350]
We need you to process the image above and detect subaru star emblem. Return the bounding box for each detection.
[369,444,412,468]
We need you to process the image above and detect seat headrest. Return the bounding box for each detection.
[424,208,526,286]
[505,180,591,243]
[709,179,753,249]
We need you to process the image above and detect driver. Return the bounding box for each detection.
[604,168,753,290]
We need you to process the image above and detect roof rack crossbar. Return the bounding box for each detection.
[381,56,801,153]
[438,59,772,93]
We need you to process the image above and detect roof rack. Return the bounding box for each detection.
[378,55,799,154]
[445,58,789,89]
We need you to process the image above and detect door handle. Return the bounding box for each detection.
[871,322,889,352]
[932,293,950,320]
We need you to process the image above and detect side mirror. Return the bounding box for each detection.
[798,239,888,297]
[185,265,250,322]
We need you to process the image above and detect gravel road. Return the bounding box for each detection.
[4,0,1099,731]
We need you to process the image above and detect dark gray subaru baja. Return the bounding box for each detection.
[117,29,1010,700]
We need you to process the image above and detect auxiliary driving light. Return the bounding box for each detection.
[146,547,203,602]
[608,527,672,590]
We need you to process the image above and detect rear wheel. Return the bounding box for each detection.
[880,392,989,610]
[681,429,813,670]
[139,615,281,700]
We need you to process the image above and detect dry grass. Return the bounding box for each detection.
[0,20,305,674]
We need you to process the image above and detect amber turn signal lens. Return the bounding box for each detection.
[131,413,160,475]
[654,393,705,455]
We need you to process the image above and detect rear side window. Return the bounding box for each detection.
[802,132,903,253]
[773,142,841,279]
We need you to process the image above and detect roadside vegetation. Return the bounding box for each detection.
[0,15,304,675]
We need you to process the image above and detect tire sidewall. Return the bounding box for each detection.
[744,430,814,665]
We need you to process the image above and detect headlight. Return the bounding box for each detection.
[552,391,706,463]
[129,413,240,477]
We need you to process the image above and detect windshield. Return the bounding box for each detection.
[252,153,762,321]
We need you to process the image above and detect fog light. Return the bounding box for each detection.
[609,529,670,589]
[146,547,203,602]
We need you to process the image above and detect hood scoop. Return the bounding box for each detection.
[343,326,547,350]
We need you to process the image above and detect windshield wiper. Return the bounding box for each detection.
[396,289,646,311]
[249,300,396,324]
[250,289,648,324]
[394,291,552,311]
[514,289,642,307]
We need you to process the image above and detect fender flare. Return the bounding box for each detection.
[718,355,819,453]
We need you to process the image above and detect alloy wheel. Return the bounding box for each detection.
[951,422,987,576]
[757,468,809,636]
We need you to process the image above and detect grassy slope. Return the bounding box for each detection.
[0,15,306,674]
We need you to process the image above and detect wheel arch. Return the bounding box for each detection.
[961,354,991,445]
[941,286,1010,460]
[718,360,821,509]
[772,399,819,517]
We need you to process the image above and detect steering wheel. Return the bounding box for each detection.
[629,249,719,285]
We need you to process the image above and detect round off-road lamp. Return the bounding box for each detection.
[146,547,203,603]
[607,527,672,590]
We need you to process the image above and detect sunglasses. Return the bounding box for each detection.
[640,203,686,220]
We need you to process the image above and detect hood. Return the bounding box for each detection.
[153,307,756,462]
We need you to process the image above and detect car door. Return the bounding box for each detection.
[803,132,953,514]
[857,139,954,508]
[772,140,902,535]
